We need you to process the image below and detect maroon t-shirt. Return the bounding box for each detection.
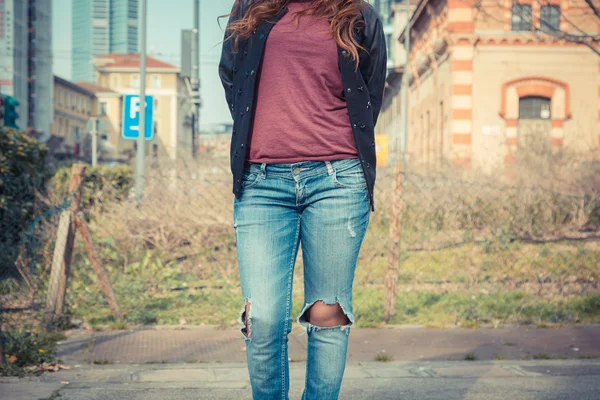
[247,0,358,164]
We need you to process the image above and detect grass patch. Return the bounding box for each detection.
[374,353,393,362]
[92,359,114,365]
[464,352,478,361]
[58,239,600,330]
[531,353,552,360]
[493,354,507,360]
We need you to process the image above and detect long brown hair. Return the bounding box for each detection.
[220,0,367,68]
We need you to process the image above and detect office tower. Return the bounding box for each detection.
[0,0,53,137]
[72,0,139,82]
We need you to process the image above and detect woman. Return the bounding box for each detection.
[218,1,386,399]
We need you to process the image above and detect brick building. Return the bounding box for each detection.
[385,0,599,172]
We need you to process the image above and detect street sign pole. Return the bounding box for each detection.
[91,117,98,166]
[403,2,411,163]
[136,0,147,200]
[192,0,200,159]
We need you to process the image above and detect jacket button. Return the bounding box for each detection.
[253,28,257,34]
[342,50,348,56]
[233,129,236,135]
[245,70,249,77]
[259,33,265,39]
[250,70,255,76]
[346,88,351,93]
[246,106,250,112]
[352,123,357,129]
[240,143,244,148]
[366,101,371,109]
[371,141,375,146]
[238,88,242,94]
[358,86,364,92]
[359,123,366,130]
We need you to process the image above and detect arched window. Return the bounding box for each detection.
[519,96,551,120]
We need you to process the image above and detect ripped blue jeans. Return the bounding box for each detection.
[233,157,371,400]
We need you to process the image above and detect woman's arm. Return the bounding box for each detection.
[218,1,245,119]
[360,11,387,126]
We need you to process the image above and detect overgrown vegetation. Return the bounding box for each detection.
[0,126,48,275]
[0,329,65,376]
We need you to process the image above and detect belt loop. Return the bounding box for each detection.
[260,162,267,178]
[325,161,334,175]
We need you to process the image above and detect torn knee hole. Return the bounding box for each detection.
[240,299,252,339]
[302,300,350,327]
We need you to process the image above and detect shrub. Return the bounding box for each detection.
[0,127,48,274]
[49,163,133,217]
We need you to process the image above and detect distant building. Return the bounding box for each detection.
[51,76,97,159]
[372,0,410,70]
[93,53,193,160]
[76,81,130,161]
[72,0,139,82]
[375,1,417,166]
[0,0,53,138]
[383,0,599,172]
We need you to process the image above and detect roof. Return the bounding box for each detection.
[54,75,96,97]
[94,53,178,70]
[75,81,118,94]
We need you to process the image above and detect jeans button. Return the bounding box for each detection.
[293,167,301,175]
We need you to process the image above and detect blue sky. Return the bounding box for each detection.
[52,0,234,125]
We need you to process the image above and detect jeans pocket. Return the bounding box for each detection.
[241,167,261,189]
[332,160,367,189]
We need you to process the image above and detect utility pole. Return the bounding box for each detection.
[402,2,411,162]
[136,0,147,199]
[191,0,201,159]
[90,117,98,166]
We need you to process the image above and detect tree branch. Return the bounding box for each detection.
[584,0,600,20]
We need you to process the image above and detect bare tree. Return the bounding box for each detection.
[475,0,600,56]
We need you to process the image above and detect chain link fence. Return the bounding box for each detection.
[2,145,600,370]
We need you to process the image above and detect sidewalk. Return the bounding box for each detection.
[2,360,600,399]
[56,325,600,365]
[2,325,600,400]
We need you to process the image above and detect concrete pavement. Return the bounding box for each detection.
[2,325,600,399]
[2,360,600,399]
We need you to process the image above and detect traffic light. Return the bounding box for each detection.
[0,95,4,127]
[3,95,20,129]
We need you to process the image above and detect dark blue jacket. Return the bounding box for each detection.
[219,0,387,211]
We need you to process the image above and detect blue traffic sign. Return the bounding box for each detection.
[122,94,154,140]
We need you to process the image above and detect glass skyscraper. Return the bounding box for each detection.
[72,0,139,82]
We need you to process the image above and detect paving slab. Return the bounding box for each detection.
[3,360,600,400]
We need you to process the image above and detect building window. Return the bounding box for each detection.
[131,74,140,89]
[99,101,109,116]
[512,4,532,31]
[541,5,560,32]
[519,96,551,119]
[151,75,161,89]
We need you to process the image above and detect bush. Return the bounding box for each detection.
[0,127,48,274]
[49,163,133,216]
[0,329,64,376]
